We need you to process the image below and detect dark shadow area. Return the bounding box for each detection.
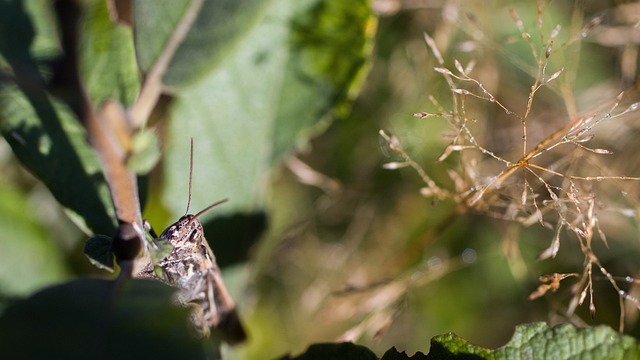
[202,211,267,267]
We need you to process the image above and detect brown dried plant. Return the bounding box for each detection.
[381,3,640,332]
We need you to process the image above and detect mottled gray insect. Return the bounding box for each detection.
[138,143,246,344]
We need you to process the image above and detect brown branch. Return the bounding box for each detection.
[88,100,141,226]
[86,100,146,275]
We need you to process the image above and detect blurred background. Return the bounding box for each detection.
[233,0,640,357]
[3,0,640,359]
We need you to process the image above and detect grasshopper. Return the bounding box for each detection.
[138,142,246,344]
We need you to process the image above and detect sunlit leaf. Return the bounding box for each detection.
[426,322,640,359]
[0,86,117,235]
[0,0,117,235]
[78,0,140,107]
[280,323,640,359]
[134,0,266,88]
[159,0,374,218]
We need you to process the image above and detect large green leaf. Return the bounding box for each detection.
[0,278,205,359]
[491,323,640,359]
[422,322,640,360]
[0,0,121,235]
[134,0,266,88]
[281,323,640,359]
[0,0,60,71]
[133,0,188,76]
[0,85,117,235]
[160,0,374,219]
[78,0,140,107]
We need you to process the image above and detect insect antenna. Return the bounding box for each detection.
[183,139,229,218]
[193,199,229,219]
[184,138,195,216]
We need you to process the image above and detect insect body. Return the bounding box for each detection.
[137,140,246,344]
[140,203,246,344]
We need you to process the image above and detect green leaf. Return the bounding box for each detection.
[278,323,640,360]
[84,235,114,272]
[161,0,374,219]
[492,323,640,359]
[132,0,190,75]
[425,322,640,360]
[127,130,162,174]
[0,0,60,74]
[0,0,118,235]
[0,278,205,360]
[134,0,266,88]
[0,85,118,235]
[0,185,67,297]
[77,0,140,107]
[425,332,491,359]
